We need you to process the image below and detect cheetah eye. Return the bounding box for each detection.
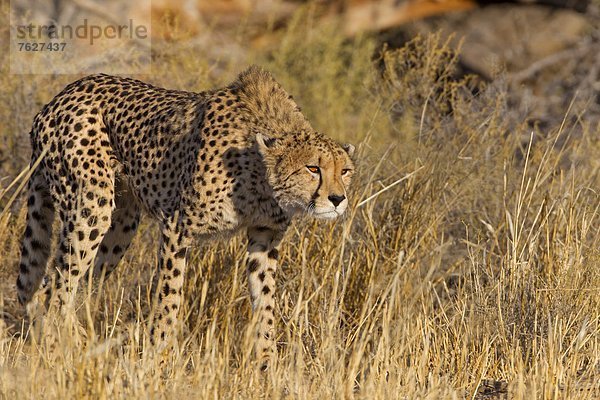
[306,166,320,174]
[341,168,352,176]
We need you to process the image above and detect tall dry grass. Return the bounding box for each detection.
[0,9,599,399]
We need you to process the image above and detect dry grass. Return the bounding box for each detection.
[0,11,599,399]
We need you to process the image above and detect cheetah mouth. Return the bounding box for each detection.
[312,210,342,220]
[305,200,347,219]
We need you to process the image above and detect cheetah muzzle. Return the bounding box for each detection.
[16,65,355,368]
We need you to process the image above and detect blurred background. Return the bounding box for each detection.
[5,0,600,136]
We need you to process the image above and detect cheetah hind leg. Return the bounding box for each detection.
[46,173,114,335]
[91,175,140,280]
[35,180,114,352]
[16,170,55,322]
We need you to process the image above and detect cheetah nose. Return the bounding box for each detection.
[328,194,345,207]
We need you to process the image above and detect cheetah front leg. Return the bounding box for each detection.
[246,227,285,370]
[150,216,190,348]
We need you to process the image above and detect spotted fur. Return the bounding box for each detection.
[16,66,355,366]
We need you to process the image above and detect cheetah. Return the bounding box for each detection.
[16,66,355,365]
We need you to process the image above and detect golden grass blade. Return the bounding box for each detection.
[0,148,48,221]
[356,166,424,208]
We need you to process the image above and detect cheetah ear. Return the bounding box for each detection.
[342,143,355,158]
[256,132,278,151]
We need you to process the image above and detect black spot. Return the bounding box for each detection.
[248,259,259,273]
[262,286,271,295]
[16,277,25,292]
[74,123,82,132]
[19,263,28,274]
[89,229,99,241]
[258,272,266,282]
[174,248,186,259]
[268,249,279,260]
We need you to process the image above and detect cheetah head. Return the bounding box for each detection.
[232,65,355,219]
[256,132,355,219]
